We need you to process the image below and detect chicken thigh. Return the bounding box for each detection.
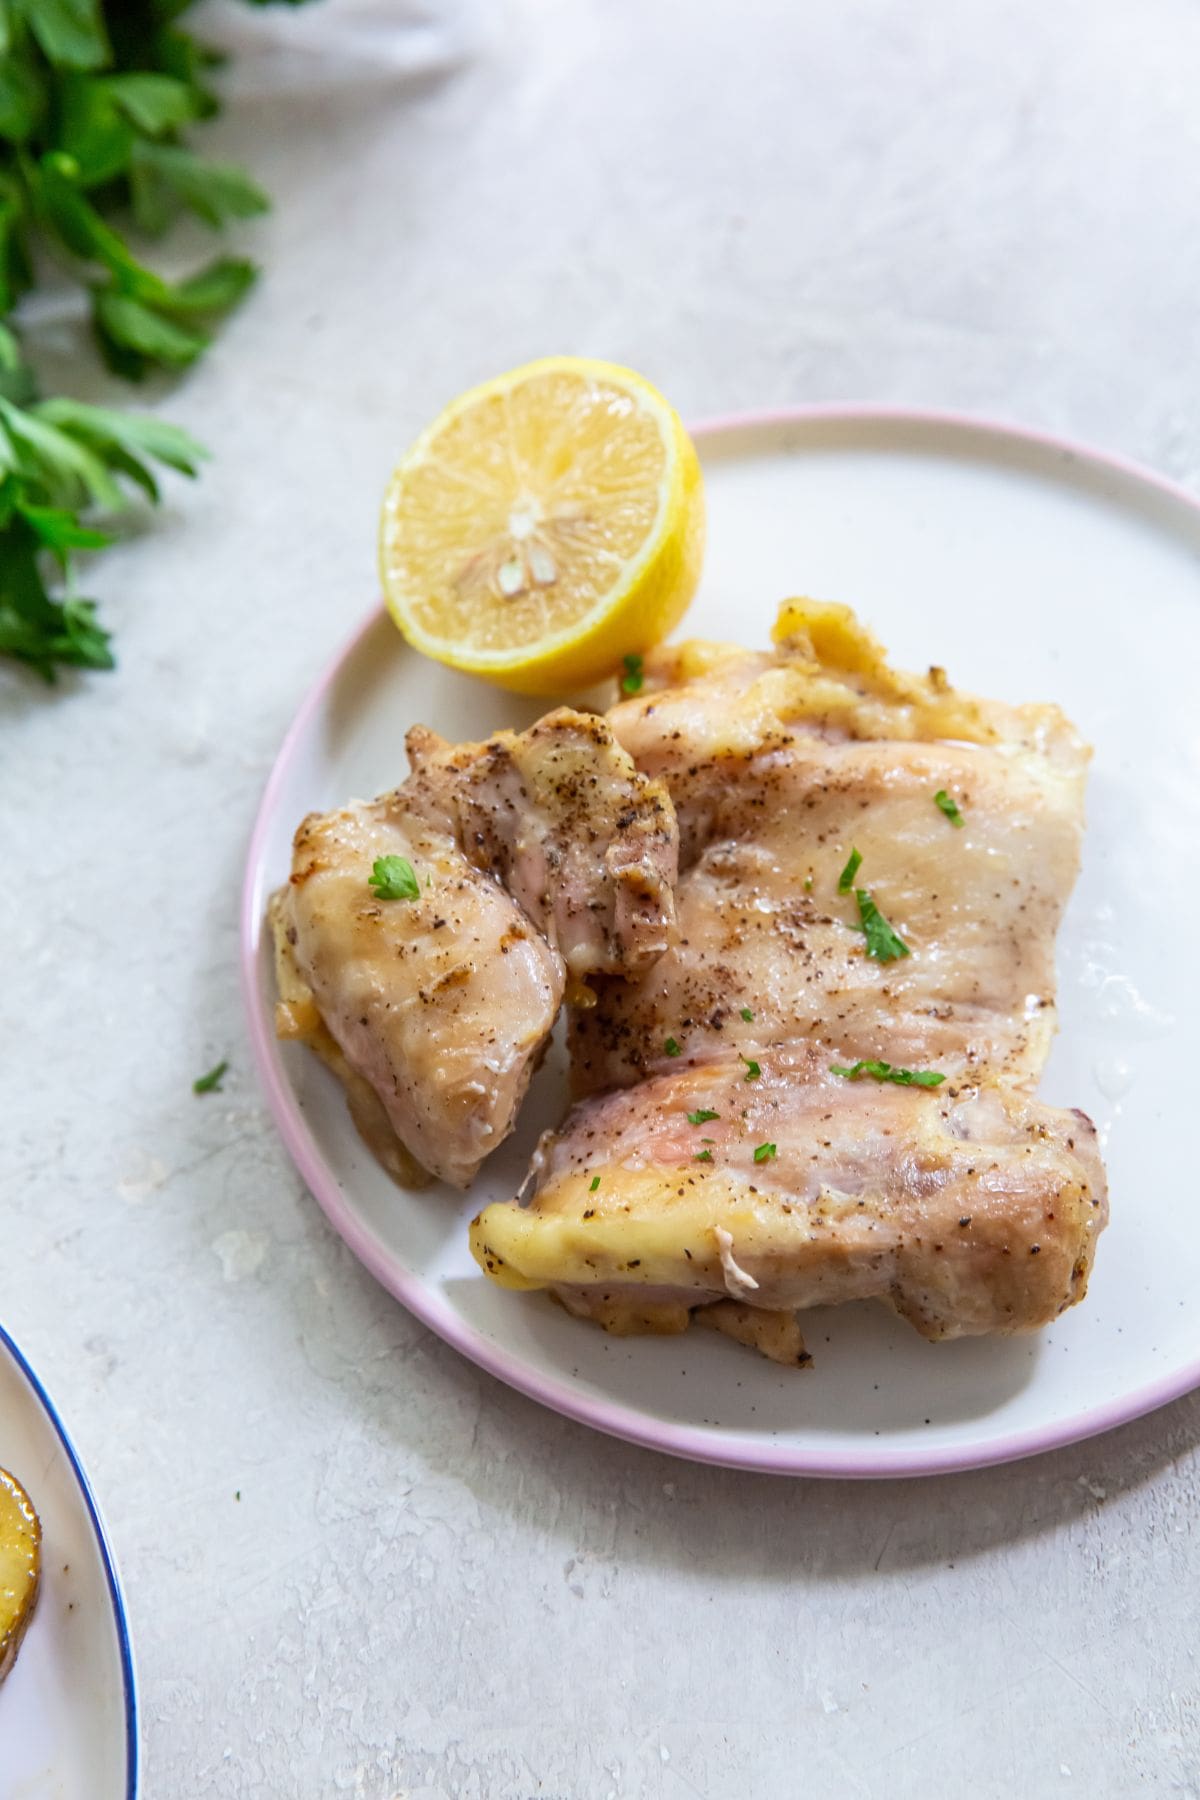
[272,709,677,1188]
[471,603,1109,1355]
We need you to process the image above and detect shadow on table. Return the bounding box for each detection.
[412,1324,1200,1584]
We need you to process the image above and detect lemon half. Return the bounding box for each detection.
[379,357,705,694]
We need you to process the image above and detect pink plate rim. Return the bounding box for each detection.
[240,401,1200,1479]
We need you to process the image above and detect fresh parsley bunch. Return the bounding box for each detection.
[0,0,307,680]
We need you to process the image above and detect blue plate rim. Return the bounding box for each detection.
[0,1320,139,1797]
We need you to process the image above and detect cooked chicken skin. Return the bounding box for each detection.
[471,603,1109,1350]
[572,605,1089,1096]
[273,709,677,1188]
[403,710,676,984]
[474,1056,1104,1349]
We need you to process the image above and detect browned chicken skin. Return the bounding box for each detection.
[471,602,1109,1358]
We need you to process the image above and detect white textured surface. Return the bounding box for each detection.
[4,0,1200,1793]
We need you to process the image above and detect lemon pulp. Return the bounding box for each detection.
[379,357,705,694]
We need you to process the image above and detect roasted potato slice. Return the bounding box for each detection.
[0,1467,41,1682]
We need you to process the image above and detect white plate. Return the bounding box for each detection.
[0,1324,137,1795]
[242,406,1200,1477]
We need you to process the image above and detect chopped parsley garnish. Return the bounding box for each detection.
[740,1007,754,1022]
[620,653,645,695]
[855,889,910,962]
[753,1142,777,1163]
[687,1108,720,1125]
[694,1149,714,1163]
[193,1059,228,1095]
[838,847,863,892]
[589,1175,601,1192]
[934,789,965,828]
[665,1036,681,1057]
[369,855,420,901]
[830,1060,945,1088]
[741,1056,761,1080]
[804,875,814,892]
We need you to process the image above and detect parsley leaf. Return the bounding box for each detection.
[0,376,206,678]
[0,394,124,510]
[620,652,644,695]
[93,289,209,369]
[935,789,965,828]
[369,855,420,901]
[855,890,910,962]
[21,0,111,72]
[193,1058,228,1094]
[694,1149,713,1162]
[17,501,112,565]
[838,847,862,892]
[686,1108,719,1125]
[664,1036,681,1057]
[741,1056,760,1080]
[830,1060,945,1088]
[35,399,206,491]
[740,1007,754,1021]
[589,1175,600,1192]
[130,141,268,235]
[753,1142,777,1163]
[0,591,114,675]
[103,73,198,137]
